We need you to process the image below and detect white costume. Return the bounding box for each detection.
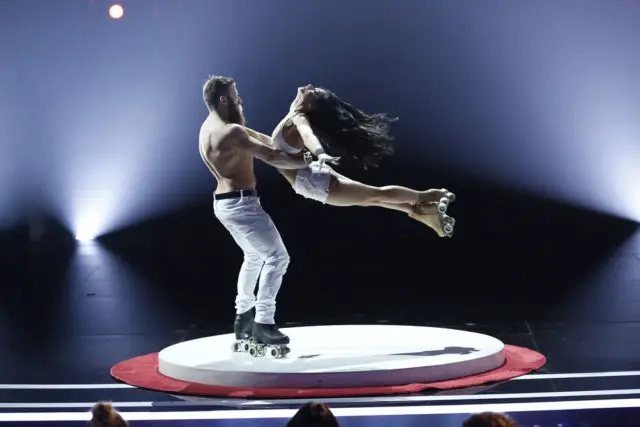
[271,116,332,203]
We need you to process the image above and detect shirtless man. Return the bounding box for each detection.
[198,75,308,349]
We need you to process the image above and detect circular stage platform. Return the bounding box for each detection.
[158,325,506,389]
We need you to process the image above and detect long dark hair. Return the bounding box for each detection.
[305,89,397,170]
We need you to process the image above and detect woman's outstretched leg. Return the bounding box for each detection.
[325,172,447,207]
[367,201,448,237]
[368,201,414,214]
[324,172,452,237]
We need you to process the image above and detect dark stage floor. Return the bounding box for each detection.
[2,313,640,427]
[1,186,640,426]
[2,244,640,427]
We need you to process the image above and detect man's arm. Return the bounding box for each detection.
[244,127,273,147]
[291,114,326,156]
[227,125,308,169]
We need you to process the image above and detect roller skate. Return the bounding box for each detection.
[436,189,456,237]
[417,188,455,207]
[247,322,291,359]
[231,309,254,354]
[440,213,455,237]
[409,201,456,238]
[436,189,456,214]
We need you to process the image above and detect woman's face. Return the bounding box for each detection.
[290,84,325,113]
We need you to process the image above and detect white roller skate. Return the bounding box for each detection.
[409,198,455,238]
[440,212,455,238]
[437,189,456,214]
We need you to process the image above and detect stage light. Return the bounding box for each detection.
[74,232,95,242]
[25,5,241,240]
[109,4,124,20]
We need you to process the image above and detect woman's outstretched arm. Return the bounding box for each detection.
[291,114,326,156]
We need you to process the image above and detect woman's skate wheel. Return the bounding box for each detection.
[231,342,240,352]
[243,342,250,351]
[249,347,256,357]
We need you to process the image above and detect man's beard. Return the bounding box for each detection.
[227,103,246,126]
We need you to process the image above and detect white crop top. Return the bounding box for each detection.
[271,115,302,154]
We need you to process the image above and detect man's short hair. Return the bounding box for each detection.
[203,75,235,110]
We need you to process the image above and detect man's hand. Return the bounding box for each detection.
[317,152,340,168]
[308,160,328,174]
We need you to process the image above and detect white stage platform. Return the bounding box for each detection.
[158,325,505,389]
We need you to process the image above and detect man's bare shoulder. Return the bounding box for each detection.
[200,120,246,150]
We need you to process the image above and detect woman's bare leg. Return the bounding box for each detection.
[325,173,447,207]
[367,201,447,237]
[324,173,450,237]
[369,201,414,214]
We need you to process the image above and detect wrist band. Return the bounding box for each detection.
[303,151,313,165]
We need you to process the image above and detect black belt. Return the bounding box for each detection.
[214,189,258,200]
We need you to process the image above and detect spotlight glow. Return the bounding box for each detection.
[421,2,640,223]
[109,4,124,20]
[74,232,95,242]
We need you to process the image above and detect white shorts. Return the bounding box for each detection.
[293,162,332,203]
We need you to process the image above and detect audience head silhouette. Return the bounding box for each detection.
[287,402,340,427]
[463,412,520,427]
[87,402,128,427]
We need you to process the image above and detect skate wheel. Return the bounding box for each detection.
[270,348,278,357]
[243,343,250,351]
[282,346,292,357]
[249,348,256,356]
[438,203,447,213]
[232,342,240,352]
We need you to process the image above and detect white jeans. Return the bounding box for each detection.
[213,194,290,325]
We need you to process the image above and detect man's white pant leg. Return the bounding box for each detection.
[254,240,289,324]
[234,250,263,315]
[214,196,290,324]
